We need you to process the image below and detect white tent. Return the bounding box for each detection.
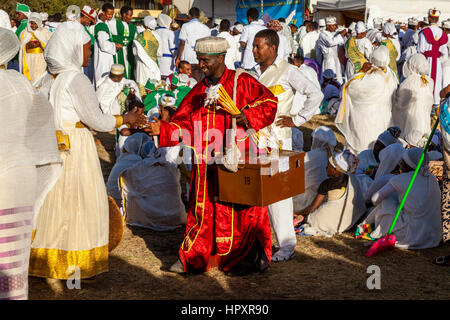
[314,0,450,26]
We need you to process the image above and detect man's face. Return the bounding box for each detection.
[179,63,192,75]
[290,25,297,35]
[16,12,26,22]
[110,73,124,82]
[292,58,301,68]
[327,24,338,32]
[30,21,38,31]
[122,10,133,24]
[198,55,222,77]
[80,16,92,27]
[104,9,114,21]
[252,37,276,64]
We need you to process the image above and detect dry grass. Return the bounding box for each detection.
[29,115,450,300]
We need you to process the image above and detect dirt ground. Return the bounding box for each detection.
[29,115,450,300]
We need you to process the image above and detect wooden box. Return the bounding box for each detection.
[217,150,305,207]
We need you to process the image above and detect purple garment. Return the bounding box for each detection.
[304,58,321,81]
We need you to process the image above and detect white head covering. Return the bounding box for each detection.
[329,150,358,174]
[160,94,176,108]
[443,19,450,30]
[375,143,405,179]
[144,15,157,30]
[177,73,190,86]
[28,12,43,31]
[355,21,367,34]
[40,12,49,21]
[319,19,326,27]
[428,8,441,18]
[348,22,356,35]
[66,5,81,22]
[0,10,11,30]
[81,6,97,21]
[157,13,172,29]
[402,53,431,78]
[44,21,91,74]
[0,27,20,65]
[382,22,396,36]
[366,29,380,43]
[325,16,337,25]
[195,36,230,55]
[214,18,222,26]
[402,147,429,176]
[377,128,400,147]
[408,17,419,26]
[111,64,125,75]
[234,24,244,33]
[370,45,390,67]
[312,126,337,150]
[373,17,383,27]
[323,69,336,79]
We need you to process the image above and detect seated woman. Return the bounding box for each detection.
[293,126,337,214]
[117,99,147,156]
[299,150,367,236]
[356,127,402,194]
[358,148,442,249]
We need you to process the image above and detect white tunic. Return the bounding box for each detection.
[217,31,237,70]
[178,19,211,64]
[94,19,116,87]
[96,76,141,116]
[155,27,176,76]
[299,30,320,59]
[318,30,345,84]
[240,21,266,70]
[417,25,449,104]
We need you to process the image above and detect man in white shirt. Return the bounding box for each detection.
[156,13,176,78]
[175,7,211,82]
[299,21,320,60]
[345,21,373,80]
[233,24,244,68]
[239,7,265,70]
[318,16,346,84]
[217,19,237,70]
[251,29,324,262]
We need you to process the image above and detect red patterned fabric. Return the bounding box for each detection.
[159,68,278,273]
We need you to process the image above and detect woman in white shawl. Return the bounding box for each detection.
[335,45,398,155]
[293,126,337,213]
[18,12,52,83]
[359,148,441,249]
[394,54,434,140]
[301,150,367,236]
[29,22,145,281]
[133,15,162,86]
[0,28,62,299]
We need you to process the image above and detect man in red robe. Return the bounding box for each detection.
[147,36,278,276]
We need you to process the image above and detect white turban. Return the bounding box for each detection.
[319,19,326,27]
[382,22,396,36]
[329,150,358,174]
[66,5,81,22]
[0,10,11,30]
[402,147,429,176]
[0,27,20,65]
[44,21,91,74]
[144,15,157,30]
[355,21,367,34]
[348,22,356,35]
[443,19,450,30]
[311,126,337,150]
[366,29,380,43]
[234,24,244,33]
[40,12,49,21]
[408,17,419,26]
[28,12,43,31]
[373,17,383,27]
[402,53,430,78]
[370,45,390,67]
[157,13,172,29]
[375,143,405,179]
[325,16,337,25]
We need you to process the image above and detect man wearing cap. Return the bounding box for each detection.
[417,8,449,106]
[96,64,141,116]
[147,36,278,276]
[210,17,222,37]
[251,29,323,262]
[345,21,373,79]
[401,18,419,51]
[232,24,244,68]
[318,16,346,84]
[299,21,320,60]
[15,2,30,38]
[175,7,211,82]
[133,15,162,86]
[80,6,97,83]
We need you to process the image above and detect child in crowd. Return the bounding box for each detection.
[166,60,197,89]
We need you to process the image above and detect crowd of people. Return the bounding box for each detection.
[0,1,449,300]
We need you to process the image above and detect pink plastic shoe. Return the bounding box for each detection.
[365,235,396,257]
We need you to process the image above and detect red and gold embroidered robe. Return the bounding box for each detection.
[159,68,278,273]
